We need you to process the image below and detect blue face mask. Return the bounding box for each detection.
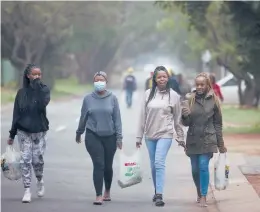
[94,81,106,92]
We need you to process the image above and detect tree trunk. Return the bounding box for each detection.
[75,52,91,84]
[237,79,244,106]
[238,75,256,108]
[242,85,255,107]
[253,75,260,108]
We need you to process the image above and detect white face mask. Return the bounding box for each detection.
[94,81,106,92]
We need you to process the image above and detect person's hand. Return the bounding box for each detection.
[136,142,142,148]
[219,145,227,153]
[76,134,81,144]
[177,140,186,150]
[7,138,14,145]
[182,107,191,117]
[31,78,42,89]
[117,142,123,150]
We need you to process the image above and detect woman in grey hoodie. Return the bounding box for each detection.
[136,66,185,207]
[76,71,123,205]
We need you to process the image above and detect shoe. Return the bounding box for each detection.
[22,188,31,203]
[155,194,165,207]
[37,179,45,197]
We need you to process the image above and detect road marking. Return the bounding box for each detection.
[55,125,67,132]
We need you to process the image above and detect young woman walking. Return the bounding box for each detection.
[181,72,227,207]
[136,66,185,207]
[76,71,123,205]
[8,64,50,203]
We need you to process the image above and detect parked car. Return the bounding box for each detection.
[216,74,242,105]
[217,73,258,105]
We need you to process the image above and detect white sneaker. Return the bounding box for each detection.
[37,179,45,197]
[22,188,31,203]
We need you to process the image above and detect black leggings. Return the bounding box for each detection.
[85,129,117,196]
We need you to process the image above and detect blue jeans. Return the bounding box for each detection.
[190,153,213,196]
[125,90,133,107]
[145,138,172,194]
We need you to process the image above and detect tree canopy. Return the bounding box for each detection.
[1,1,169,86]
[156,0,260,106]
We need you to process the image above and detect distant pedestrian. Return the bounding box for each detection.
[123,67,137,108]
[209,74,224,102]
[136,66,185,207]
[76,71,123,205]
[7,64,50,203]
[181,72,227,207]
[145,71,154,90]
[167,68,181,95]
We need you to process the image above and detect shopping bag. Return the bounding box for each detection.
[214,153,229,190]
[117,149,142,188]
[1,145,22,181]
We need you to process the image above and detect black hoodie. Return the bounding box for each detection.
[9,79,50,139]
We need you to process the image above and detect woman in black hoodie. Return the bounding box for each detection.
[7,64,50,203]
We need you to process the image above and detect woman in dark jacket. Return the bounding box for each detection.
[76,71,123,205]
[181,72,227,207]
[7,64,50,203]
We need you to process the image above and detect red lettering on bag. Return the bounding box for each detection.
[124,162,136,166]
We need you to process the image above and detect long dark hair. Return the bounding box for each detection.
[19,64,39,110]
[146,66,171,107]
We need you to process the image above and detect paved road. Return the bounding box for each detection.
[1,89,213,212]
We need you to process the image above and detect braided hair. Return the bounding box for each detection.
[19,64,39,109]
[146,66,171,107]
[189,72,221,112]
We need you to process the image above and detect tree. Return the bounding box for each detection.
[156,1,260,107]
[66,1,170,83]
[1,1,75,88]
[156,9,207,73]
[226,1,260,106]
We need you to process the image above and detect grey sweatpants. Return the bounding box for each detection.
[17,130,47,188]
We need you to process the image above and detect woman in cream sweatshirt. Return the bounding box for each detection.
[136,66,185,207]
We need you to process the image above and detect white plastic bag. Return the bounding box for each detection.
[1,145,22,181]
[117,149,142,188]
[214,153,229,190]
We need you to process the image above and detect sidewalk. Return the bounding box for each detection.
[114,144,218,212]
[209,152,260,212]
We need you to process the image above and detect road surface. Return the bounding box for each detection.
[1,88,213,212]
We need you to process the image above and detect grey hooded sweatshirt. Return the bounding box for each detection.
[76,91,123,143]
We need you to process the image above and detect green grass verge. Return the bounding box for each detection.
[222,105,260,134]
[1,78,92,105]
[53,78,91,99]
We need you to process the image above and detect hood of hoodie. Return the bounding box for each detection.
[91,90,112,99]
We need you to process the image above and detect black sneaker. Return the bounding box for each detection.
[155,194,165,207]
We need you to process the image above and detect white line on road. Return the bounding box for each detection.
[55,125,67,132]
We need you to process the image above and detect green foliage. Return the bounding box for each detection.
[1,1,76,88]
[157,0,260,78]
[155,4,207,69]
[226,1,260,77]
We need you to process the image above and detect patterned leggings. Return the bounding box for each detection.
[17,130,47,188]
